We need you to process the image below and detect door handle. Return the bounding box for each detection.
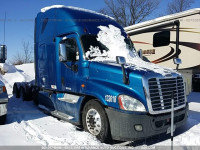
[71,64,78,72]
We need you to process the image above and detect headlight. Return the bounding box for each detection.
[118,95,146,112]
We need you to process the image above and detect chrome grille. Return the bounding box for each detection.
[148,77,185,111]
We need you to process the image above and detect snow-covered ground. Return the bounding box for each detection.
[0,63,200,149]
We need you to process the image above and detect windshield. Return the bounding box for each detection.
[81,35,136,60]
[80,25,176,76]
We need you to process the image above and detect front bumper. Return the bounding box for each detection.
[105,103,188,141]
[0,104,7,116]
[0,93,8,116]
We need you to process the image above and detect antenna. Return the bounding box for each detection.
[3,12,6,44]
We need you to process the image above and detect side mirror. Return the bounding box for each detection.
[116,56,129,85]
[153,31,170,47]
[59,38,78,62]
[138,49,143,59]
[173,58,182,65]
[59,43,68,62]
[116,56,126,65]
[0,45,7,63]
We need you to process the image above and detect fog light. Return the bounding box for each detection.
[134,124,143,131]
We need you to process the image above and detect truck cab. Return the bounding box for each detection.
[0,45,8,125]
[34,6,188,142]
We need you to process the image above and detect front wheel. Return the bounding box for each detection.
[82,100,111,143]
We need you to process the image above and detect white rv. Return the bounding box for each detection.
[125,8,200,95]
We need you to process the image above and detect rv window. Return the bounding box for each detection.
[153,31,170,47]
[59,38,79,62]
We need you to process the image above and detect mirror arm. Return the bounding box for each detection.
[175,20,180,70]
[121,64,129,85]
[138,49,143,59]
[116,56,129,85]
[176,64,179,70]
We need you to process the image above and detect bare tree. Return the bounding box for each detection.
[167,0,194,14]
[12,40,33,65]
[22,40,33,63]
[99,0,160,27]
[12,52,25,65]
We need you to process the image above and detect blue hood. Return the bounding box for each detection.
[86,61,148,110]
[85,61,180,111]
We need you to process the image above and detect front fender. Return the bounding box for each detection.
[85,78,147,110]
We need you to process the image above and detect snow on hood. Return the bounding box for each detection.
[86,25,179,76]
[41,5,114,20]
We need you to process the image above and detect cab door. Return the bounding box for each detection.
[56,33,82,115]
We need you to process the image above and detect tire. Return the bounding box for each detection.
[32,87,39,106]
[20,87,26,101]
[13,83,20,98]
[0,115,6,125]
[29,86,35,100]
[82,100,111,143]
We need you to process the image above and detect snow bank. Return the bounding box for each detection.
[41,5,114,20]
[86,25,178,76]
[0,63,34,95]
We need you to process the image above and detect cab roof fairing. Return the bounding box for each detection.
[35,6,127,42]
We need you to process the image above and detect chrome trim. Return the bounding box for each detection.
[86,108,102,136]
[0,98,8,103]
[0,104,7,116]
[157,78,164,110]
[51,110,74,120]
[142,72,186,115]
[58,93,80,104]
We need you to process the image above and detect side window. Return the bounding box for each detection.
[153,31,170,47]
[59,38,79,62]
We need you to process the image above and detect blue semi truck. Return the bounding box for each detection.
[13,6,188,142]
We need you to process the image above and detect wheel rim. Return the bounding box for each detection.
[86,108,102,136]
